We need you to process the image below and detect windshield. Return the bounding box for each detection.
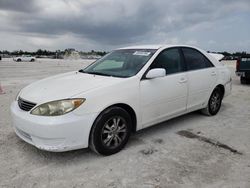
[81,49,156,78]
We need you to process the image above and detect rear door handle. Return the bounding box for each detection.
[179,77,187,83]
[211,71,217,76]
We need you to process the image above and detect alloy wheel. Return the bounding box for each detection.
[101,116,127,149]
[210,90,221,113]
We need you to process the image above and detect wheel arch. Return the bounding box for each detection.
[201,84,225,116]
[91,103,137,134]
[112,103,137,132]
[216,84,225,98]
[204,84,225,108]
[88,103,137,152]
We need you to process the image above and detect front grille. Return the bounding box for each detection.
[18,97,36,111]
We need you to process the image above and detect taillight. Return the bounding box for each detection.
[236,58,240,71]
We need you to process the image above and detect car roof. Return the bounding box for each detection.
[118,44,221,67]
[118,44,197,50]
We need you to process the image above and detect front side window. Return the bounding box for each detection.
[82,49,156,78]
[150,48,184,75]
[182,48,213,71]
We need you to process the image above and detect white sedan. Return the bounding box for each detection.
[11,45,232,155]
[13,55,36,62]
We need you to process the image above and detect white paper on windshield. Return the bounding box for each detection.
[133,51,151,56]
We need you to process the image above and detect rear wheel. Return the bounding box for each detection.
[30,59,35,62]
[17,59,21,62]
[201,87,223,116]
[89,107,132,155]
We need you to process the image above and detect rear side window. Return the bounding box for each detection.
[150,48,185,75]
[182,48,214,71]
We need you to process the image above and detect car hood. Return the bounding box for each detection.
[19,71,123,104]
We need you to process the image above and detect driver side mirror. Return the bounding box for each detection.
[146,68,166,79]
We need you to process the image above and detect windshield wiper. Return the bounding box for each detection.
[89,72,112,77]
[79,70,112,77]
[78,69,85,73]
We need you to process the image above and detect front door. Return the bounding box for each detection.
[140,48,188,128]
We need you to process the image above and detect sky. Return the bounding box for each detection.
[0,0,250,52]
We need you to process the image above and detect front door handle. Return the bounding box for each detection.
[179,77,187,83]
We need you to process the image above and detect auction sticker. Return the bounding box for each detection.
[133,51,151,56]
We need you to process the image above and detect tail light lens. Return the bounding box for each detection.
[236,58,240,71]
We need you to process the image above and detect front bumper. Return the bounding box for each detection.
[10,101,98,152]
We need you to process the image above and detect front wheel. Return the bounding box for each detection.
[201,87,223,116]
[89,107,132,155]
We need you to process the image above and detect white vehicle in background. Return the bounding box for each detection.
[13,55,36,62]
[11,45,232,155]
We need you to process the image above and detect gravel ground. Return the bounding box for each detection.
[0,59,249,188]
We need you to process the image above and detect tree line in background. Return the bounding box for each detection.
[208,51,250,59]
[0,49,107,59]
[0,49,249,59]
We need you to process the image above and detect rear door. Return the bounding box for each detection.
[181,47,217,111]
[140,48,188,127]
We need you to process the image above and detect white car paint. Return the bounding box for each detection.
[13,55,36,62]
[10,45,232,152]
[145,68,166,79]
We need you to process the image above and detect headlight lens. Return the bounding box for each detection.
[30,98,85,116]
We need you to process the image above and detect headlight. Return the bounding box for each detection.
[30,98,85,116]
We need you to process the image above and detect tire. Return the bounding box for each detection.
[17,59,21,62]
[201,87,223,116]
[240,76,246,84]
[89,107,132,155]
[30,59,35,62]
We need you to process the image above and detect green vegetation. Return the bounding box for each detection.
[0,49,108,58]
[0,49,249,59]
[208,51,250,60]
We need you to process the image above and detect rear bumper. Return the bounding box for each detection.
[224,79,232,98]
[10,101,98,152]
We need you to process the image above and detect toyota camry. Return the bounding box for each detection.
[11,45,232,155]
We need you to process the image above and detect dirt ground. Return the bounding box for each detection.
[0,59,249,188]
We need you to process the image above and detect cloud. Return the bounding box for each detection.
[0,0,250,51]
[0,0,39,12]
